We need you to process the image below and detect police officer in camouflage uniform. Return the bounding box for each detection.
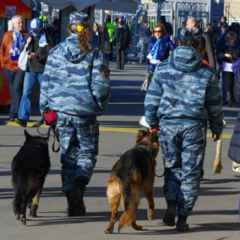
[144,32,223,232]
[40,12,110,216]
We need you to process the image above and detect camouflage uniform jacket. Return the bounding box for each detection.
[144,46,223,134]
[40,33,110,116]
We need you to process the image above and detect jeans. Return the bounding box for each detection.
[3,68,24,119]
[18,72,43,121]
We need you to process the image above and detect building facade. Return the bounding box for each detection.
[141,0,224,33]
[224,0,240,23]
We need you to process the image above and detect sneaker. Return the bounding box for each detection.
[7,118,16,124]
[32,120,44,128]
[176,215,189,232]
[232,161,240,174]
[15,119,27,128]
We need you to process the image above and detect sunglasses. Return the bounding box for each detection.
[154,29,162,33]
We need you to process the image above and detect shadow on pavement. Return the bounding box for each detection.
[0,168,110,177]
[1,184,240,200]
[115,222,239,236]
[28,209,165,227]
[201,178,240,184]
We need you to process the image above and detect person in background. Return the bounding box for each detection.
[218,16,228,32]
[96,23,111,67]
[176,20,186,45]
[16,18,49,127]
[104,15,115,61]
[144,31,223,232]
[40,11,110,217]
[186,17,216,69]
[159,16,173,36]
[115,17,131,70]
[217,31,240,106]
[0,15,28,122]
[141,23,175,91]
[138,19,151,64]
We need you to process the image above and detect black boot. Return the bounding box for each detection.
[163,201,176,226]
[66,185,86,217]
[176,215,189,232]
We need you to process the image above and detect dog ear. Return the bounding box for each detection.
[136,129,148,144]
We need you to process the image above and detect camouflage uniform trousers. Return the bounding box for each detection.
[56,113,99,193]
[159,121,206,217]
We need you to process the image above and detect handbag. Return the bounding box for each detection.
[18,45,28,71]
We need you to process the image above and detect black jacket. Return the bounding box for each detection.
[115,25,130,50]
[192,28,216,69]
[26,35,49,73]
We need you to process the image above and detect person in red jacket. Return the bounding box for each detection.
[0,15,28,121]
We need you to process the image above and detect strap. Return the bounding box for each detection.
[50,124,60,153]
[37,125,60,153]
[88,49,103,111]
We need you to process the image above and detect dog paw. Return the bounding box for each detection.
[132,223,143,231]
[147,209,155,220]
[104,227,113,234]
[29,205,38,217]
[20,216,27,225]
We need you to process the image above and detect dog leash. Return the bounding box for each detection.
[37,125,60,153]
[50,125,60,153]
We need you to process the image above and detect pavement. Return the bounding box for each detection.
[0,64,239,240]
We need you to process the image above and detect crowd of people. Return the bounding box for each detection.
[0,11,240,232]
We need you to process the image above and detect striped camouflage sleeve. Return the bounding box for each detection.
[144,71,162,127]
[91,51,110,111]
[205,75,224,134]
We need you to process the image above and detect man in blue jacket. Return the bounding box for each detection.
[40,12,110,217]
[144,32,223,231]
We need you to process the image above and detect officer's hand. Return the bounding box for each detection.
[212,132,221,141]
[149,125,159,134]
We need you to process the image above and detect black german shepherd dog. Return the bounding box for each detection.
[11,130,50,225]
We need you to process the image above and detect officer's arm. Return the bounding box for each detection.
[205,75,223,135]
[144,70,162,127]
[91,52,110,111]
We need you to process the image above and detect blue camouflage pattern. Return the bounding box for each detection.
[40,34,110,192]
[56,113,99,192]
[40,33,110,116]
[144,46,223,134]
[144,46,223,217]
[159,123,205,216]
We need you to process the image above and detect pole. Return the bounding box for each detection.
[157,0,161,22]
[156,0,165,22]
